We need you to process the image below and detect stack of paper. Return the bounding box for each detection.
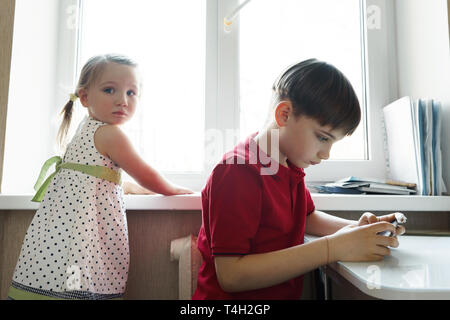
[312,177,417,195]
[383,97,447,195]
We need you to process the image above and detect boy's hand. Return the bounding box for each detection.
[357,212,405,236]
[328,222,399,262]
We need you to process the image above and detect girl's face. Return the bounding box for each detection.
[79,62,140,125]
[277,103,346,168]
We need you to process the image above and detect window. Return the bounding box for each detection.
[217,0,390,182]
[239,0,366,160]
[79,0,206,174]
[3,0,395,193]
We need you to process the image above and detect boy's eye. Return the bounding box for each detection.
[103,87,114,94]
[317,134,329,143]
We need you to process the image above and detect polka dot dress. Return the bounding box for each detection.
[10,116,129,300]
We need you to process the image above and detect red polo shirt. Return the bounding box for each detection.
[193,133,315,300]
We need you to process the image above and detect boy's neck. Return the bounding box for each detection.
[254,124,289,168]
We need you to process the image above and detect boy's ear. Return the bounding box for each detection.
[274,101,293,127]
[78,88,89,108]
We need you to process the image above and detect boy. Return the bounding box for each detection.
[193,59,405,299]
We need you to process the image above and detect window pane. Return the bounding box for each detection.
[239,0,365,160]
[79,0,205,172]
[2,0,60,194]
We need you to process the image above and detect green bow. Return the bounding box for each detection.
[32,156,122,202]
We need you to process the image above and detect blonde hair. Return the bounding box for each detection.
[57,54,138,148]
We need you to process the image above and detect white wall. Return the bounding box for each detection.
[395,0,450,191]
[2,0,60,193]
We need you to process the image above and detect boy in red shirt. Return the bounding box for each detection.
[193,59,405,300]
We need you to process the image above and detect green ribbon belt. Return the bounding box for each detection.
[32,156,122,202]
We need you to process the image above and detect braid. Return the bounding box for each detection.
[57,98,75,149]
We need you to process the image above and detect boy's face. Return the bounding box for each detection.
[79,62,140,125]
[276,102,346,168]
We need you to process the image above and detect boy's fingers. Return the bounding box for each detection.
[377,213,396,223]
[375,245,391,256]
[370,221,396,233]
[376,235,399,248]
[373,255,385,261]
[376,215,406,236]
[364,212,378,224]
[396,225,406,236]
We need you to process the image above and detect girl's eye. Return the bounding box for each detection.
[103,87,114,94]
[127,90,136,96]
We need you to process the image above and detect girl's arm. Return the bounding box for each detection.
[94,124,193,196]
[122,181,156,194]
[214,221,398,293]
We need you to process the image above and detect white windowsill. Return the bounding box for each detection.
[0,194,449,211]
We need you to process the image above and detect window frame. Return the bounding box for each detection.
[304,0,391,181]
[59,0,397,190]
[210,0,397,182]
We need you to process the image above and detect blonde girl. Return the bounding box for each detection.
[8,54,192,300]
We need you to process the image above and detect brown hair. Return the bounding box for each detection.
[271,58,361,135]
[57,54,138,148]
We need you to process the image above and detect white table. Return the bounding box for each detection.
[306,235,450,300]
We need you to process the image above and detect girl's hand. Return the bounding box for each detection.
[123,181,156,195]
[123,181,193,196]
[328,222,399,262]
[169,186,195,195]
[357,212,406,236]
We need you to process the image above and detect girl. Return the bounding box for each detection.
[193,59,405,299]
[8,54,192,300]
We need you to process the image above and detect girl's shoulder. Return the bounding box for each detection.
[94,123,126,140]
[93,124,129,159]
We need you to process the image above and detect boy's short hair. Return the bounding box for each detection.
[271,58,361,135]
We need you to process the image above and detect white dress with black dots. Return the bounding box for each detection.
[10,116,129,300]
